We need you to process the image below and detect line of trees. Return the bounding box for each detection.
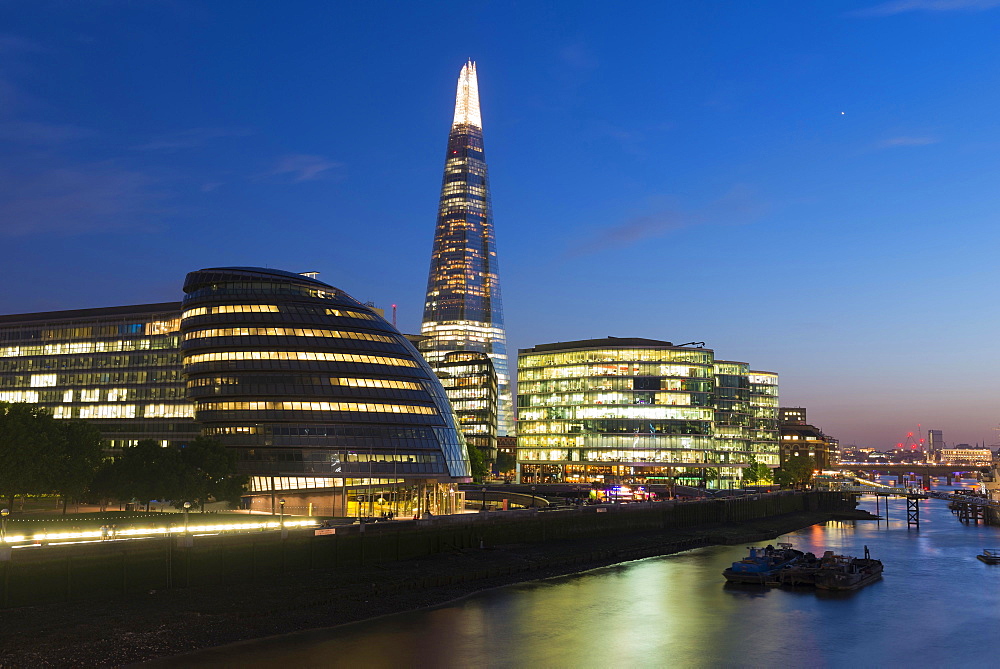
[0,402,246,513]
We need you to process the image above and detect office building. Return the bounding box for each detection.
[0,267,473,517]
[181,267,471,516]
[0,303,196,449]
[432,351,498,462]
[420,60,513,438]
[516,337,780,488]
[748,371,781,467]
[938,445,993,467]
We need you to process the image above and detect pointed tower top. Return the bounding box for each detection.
[452,60,482,129]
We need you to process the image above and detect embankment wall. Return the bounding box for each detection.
[0,491,854,609]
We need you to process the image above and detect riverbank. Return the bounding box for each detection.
[0,509,842,668]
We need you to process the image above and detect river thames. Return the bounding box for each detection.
[157,482,1000,668]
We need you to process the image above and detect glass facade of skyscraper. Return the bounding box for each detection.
[0,303,197,449]
[421,60,513,437]
[516,338,780,488]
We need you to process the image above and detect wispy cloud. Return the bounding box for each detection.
[132,126,253,151]
[567,186,769,258]
[850,0,1000,17]
[0,163,161,236]
[875,135,939,148]
[558,43,599,70]
[0,120,95,144]
[270,154,343,182]
[0,34,45,54]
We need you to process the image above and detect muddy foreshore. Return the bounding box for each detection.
[0,510,845,668]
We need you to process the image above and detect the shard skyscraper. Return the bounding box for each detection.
[421,60,513,437]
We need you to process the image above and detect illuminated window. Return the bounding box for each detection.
[30,374,57,388]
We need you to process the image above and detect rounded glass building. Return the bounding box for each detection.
[181,267,470,517]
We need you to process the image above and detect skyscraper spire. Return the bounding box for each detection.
[452,60,482,128]
[421,61,513,438]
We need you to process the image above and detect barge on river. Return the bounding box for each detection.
[722,543,803,584]
[725,545,883,591]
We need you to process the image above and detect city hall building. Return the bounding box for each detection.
[0,267,472,517]
[516,338,779,489]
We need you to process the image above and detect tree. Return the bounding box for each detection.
[467,443,489,483]
[0,402,54,508]
[775,455,816,488]
[495,451,516,476]
[743,456,774,485]
[100,439,185,509]
[177,437,246,509]
[49,418,105,514]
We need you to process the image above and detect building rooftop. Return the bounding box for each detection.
[0,302,182,324]
[520,337,712,354]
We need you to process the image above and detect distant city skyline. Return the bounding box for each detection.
[1,2,999,448]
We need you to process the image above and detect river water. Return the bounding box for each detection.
[159,481,1000,668]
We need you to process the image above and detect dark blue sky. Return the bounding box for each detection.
[2,0,999,448]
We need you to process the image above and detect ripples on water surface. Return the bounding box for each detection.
[154,483,1000,669]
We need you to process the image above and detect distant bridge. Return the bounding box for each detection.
[840,464,988,477]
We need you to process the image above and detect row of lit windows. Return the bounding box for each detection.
[197,400,437,415]
[183,327,396,343]
[519,406,713,422]
[519,364,712,381]
[182,305,278,319]
[1,371,181,388]
[181,304,379,322]
[0,354,179,373]
[0,387,186,404]
[518,378,712,394]
[517,420,711,436]
[184,351,418,367]
[522,391,697,407]
[0,336,177,359]
[183,376,423,393]
[0,318,180,343]
[248,476,407,492]
[42,404,195,420]
[520,348,713,368]
[330,377,423,390]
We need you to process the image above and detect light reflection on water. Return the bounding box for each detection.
[152,483,1000,668]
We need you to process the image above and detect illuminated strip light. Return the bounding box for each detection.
[184,351,418,367]
[0,519,320,545]
[198,400,437,415]
[183,328,395,343]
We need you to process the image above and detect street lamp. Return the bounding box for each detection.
[0,508,8,543]
[182,501,191,534]
[482,486,487,511]
[279,498,286,529]
[531,485,536,508]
